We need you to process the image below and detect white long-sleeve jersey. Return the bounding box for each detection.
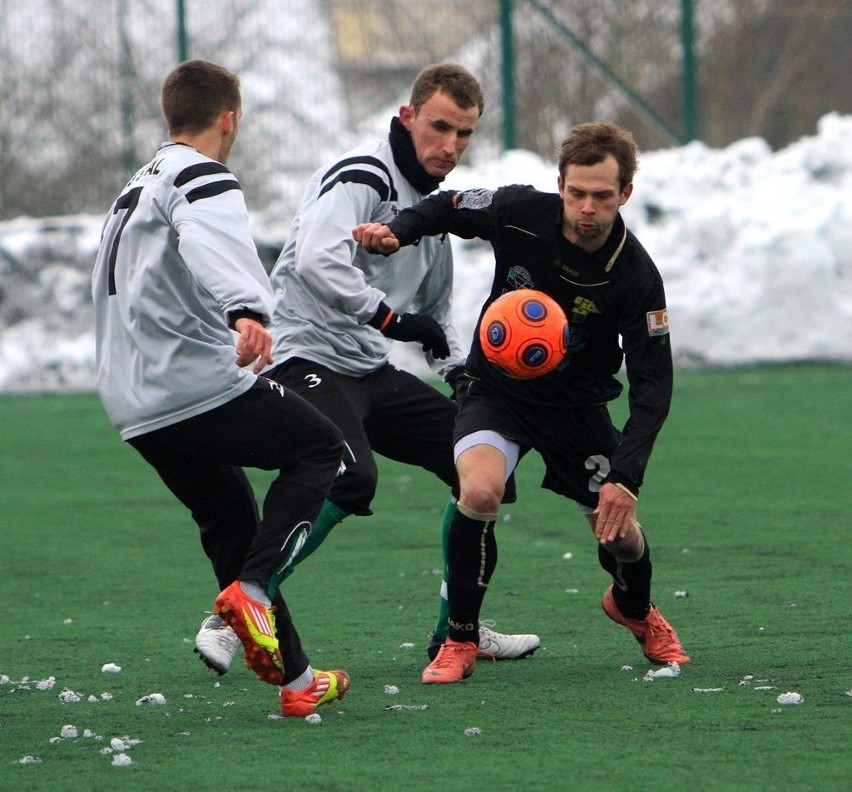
[92,142,274,440]
[268,132,464,378]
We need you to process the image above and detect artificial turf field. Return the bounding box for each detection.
[1,364,849,791]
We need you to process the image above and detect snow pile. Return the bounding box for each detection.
[1,114,850,393]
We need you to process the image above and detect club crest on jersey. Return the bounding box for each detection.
[506,266,534,290]
[646,309,669,336]
[455,188,493,210]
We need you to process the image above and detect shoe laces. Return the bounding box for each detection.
[644,608,676,640]
[432,641,474,668]
[213,629,239,648]
[478,620,504,641]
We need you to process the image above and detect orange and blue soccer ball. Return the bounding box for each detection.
[478,289,569,379]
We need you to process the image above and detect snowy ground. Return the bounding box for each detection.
[1,113,850,392]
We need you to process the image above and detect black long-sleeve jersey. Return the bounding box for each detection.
[387,184,673,494]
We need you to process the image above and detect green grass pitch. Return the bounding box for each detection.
[1,364,849,791]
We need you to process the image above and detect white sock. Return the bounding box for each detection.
[281,665,314,692]
[238,581,271,607]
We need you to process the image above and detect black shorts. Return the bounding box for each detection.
[269,359,518,514]
[269,358,459,514]
[453,380,620,510]
[127,376,344,588]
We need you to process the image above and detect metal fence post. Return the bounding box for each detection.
[681,0,699,142]
[119,0,134,181]
[176,0,189,62]
[500,0,516,151]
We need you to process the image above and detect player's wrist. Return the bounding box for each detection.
[611,482,638,501]
[367,301,395,330]
[228,309,267,330]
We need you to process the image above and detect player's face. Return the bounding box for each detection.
[558,155,632,251]
[400,90,480,179]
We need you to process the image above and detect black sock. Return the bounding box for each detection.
[598,538,652,620]
[446,511,497,643]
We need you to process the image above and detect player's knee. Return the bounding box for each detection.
[605,523,645,560]
[459,480,503,517]
[326,425,345,456]
[328,463,378,516]
[305,417,345,467]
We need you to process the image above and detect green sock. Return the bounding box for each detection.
[430,496,456,639]
[281,499,349,582]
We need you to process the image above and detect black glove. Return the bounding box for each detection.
[368,302,450,359]
[444,365,467,401]
[385,312,451,359]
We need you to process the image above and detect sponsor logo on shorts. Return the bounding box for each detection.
[265,378,286,397]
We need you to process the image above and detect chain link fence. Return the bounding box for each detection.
[1,0,848,224]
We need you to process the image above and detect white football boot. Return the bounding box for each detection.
[194,614,241,675]
[426,620,540,661]
[476,621,541,660]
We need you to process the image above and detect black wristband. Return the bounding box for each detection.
[227,309,266,330]
[367,301,394,330]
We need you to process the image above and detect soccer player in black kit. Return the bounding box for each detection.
[353,121,689,684]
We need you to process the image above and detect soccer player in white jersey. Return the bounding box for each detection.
[194,63,539,670]
[271,64,539,661]
[92,60,349,717]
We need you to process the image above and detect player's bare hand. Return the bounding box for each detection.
[593,482,638,544]
[352,222,400,254]
[234,318,273,374]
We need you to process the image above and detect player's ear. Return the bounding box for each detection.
[220,110,235,136]
[399,104,415,130]
[620,183,633,204]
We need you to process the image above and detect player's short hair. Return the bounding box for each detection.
[161,60,241,136]
[409,63,484,117]
[557,122,638,190]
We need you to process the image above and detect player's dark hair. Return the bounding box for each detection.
[161,60,241,136]
[557,122,638,190]
[409,63,484,116]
